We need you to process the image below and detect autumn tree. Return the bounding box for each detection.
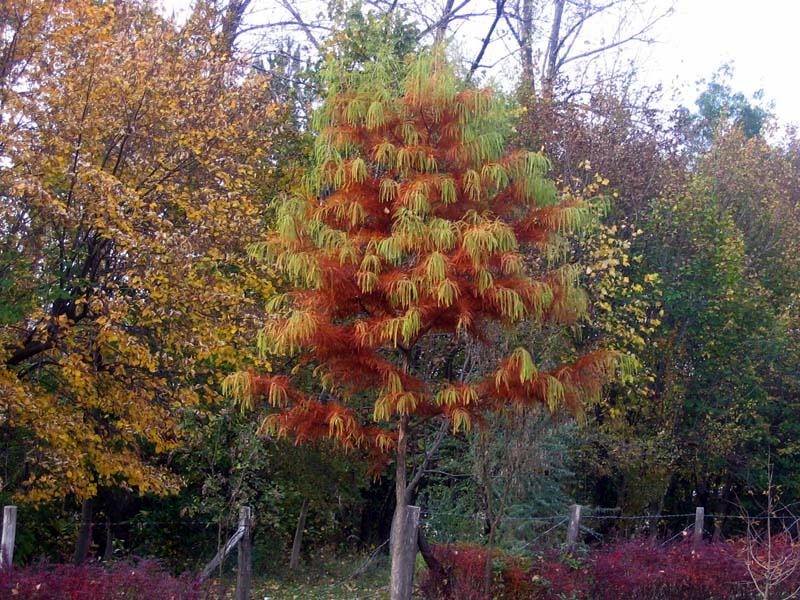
[568,106,800,522]
[228,50,631,597]
[0,0,277,532]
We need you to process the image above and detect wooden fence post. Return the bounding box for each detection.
[391,505,421,600]
[693,506,704,549]
[1,506,17,570]
[289,498,309,570]
[236,506,253,600]
[566,504,581,549]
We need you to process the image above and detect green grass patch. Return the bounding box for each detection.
[249,552,390,600]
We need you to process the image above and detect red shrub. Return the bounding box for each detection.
[419,538,800,599]
[590,540,750,600]
[418,544,585,600]
[418,544,540,600]
[530,553,591,599]
[418,544,491,600]
[0,559,209,600]
[731,533,800,598]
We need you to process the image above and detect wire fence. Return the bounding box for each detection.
[418,504,790,550]
[6,503,796,580]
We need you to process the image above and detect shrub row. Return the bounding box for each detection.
[0,559,209,600]
[419,537,800,599]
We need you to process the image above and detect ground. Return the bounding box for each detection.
[233,554,391,600]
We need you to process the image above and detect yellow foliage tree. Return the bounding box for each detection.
[0,0,276,502]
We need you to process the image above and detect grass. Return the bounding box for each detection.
[217,552,391,600]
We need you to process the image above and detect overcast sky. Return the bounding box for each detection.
[644,0,799,125]
[161,0,799,125]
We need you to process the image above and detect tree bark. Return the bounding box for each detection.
[220,0,252,53]
[73,498,93,565]
[235,507,252,600]
[543,0,565,91]
[289,498,309,570]
[390,416,412,600]
[434,0,456,44]
[417,528,440,574]
[520,0,534,91]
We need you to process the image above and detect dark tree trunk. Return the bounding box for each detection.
[103,517,113,561]
[73,498,93,565]
[418,528,450,597]
[712,480,733,542]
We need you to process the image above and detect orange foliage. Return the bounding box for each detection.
[236,53,631,471]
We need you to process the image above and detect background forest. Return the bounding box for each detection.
[1,0,799,599]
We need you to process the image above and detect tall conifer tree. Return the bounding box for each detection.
[229,51,632,596]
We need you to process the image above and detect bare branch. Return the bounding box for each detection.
[277,0,321,51]
[557,5,672,70]
[467,0,507,81]
[417,0,474,40]
[236,21,332,37]
[405,418,449,503]
[502,12,522,47]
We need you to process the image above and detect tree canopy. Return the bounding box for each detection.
[0,0,276,501]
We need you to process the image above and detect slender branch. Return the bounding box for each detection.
[350,539,389,579]
[277,0,321,51]
[416,0,473,40]
[557,6,672,70]
[236,21,332,36]
[502,12,522,47]
[467,0,507,81]
[405,418,449,504]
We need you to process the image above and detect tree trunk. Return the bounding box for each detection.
[434,0,455,43]
[649,496,665,544]
[478,431,494,596]
[520,0,534,91]
[289,498,309,570]
[390,416,413,600]
[103,517,113,561]
[417,528,443,577]
[713,481,732,542]
[73,498,93,565]
[543,0,565,92]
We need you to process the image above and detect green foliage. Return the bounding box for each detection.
[325,1,419,75]
[119,405,367,571]
[6,0,800,574]
[420,412,576,551]
[694,66,770,141]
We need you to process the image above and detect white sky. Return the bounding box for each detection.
[160,0,800,125]
[642,0,800,124]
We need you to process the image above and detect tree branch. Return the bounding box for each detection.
[277,0,321,51]
[557,6,672,70]
[467,0,507,81]
[417,0,473,40]
[405,418,449,504]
